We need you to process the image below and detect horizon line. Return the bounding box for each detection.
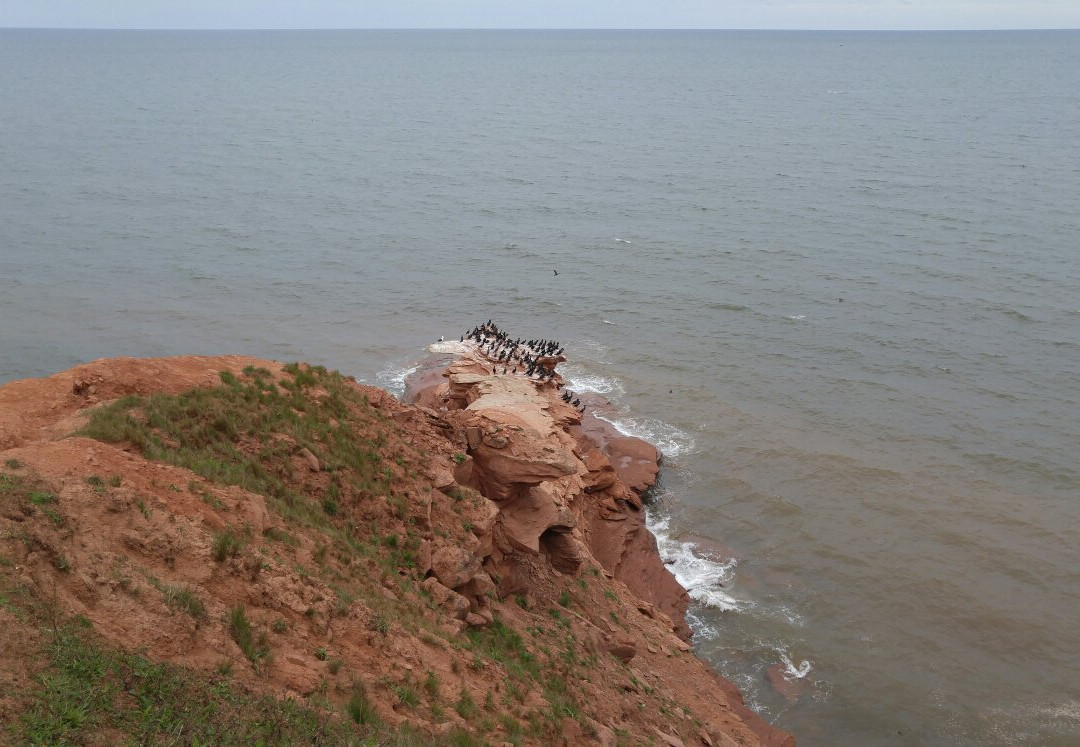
[2,26,1078,33]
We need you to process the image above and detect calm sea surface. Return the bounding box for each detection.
[2,29,1079,744]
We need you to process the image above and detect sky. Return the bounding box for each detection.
[1,0,1078,31]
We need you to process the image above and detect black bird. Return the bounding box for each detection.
[572,398,580,407]
[554,269,558,276]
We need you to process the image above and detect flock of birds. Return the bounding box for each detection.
[460,321,587,414]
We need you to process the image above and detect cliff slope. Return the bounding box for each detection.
[0,355,792,746]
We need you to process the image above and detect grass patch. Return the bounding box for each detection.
[29,490,56,506]
[454,690,478,720]
[212,526,245,561]
[391,683,419,709]
[346,684,381,726]
[77,364,393,534]
[227,605,272,673]
[164,585,205,619]
[12,621,365,745]
[464,620,539,681]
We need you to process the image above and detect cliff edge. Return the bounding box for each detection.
[0,353,793,746]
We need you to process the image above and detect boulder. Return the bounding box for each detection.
[421,577,470,620]
[430,545,482,590]
[607,640,637,663]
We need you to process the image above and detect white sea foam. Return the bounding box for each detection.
[592,413,696,459]
[648,514,746,613]
[562,366,624,396]
[776,649,813,680]
[375,361,419,398]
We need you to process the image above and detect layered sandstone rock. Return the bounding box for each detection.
[403,347,690,639]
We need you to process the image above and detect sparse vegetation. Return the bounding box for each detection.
[346,684,380,726]
[455,690,478,720]
[78,364,393,533]
[211,526,244,561]
[227,605,271,673]
[164,585,205,619]
[11,619,364,744]
[11,361,610,743]
[391,683,419,708]
[423,670,440,699]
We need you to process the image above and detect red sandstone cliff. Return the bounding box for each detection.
[0,354,793,746]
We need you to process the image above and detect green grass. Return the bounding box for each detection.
[77,365,393,534]
[12,622,366,745]
[29,490,56,506]
[424,670,440,699]
[163,585,205,619]
[464,620,539,681]
[391,683,419,709]
[227,605,272,673]
[454,690,478,720]
[212,526,245,561]
[346,684,380,726]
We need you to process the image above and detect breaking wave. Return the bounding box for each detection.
[648,514,746,613]
[376,361,419,398]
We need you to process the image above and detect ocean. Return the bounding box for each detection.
[2,28,1078,744]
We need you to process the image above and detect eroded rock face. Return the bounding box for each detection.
[498,484,576,554]
[405,344,693,639]
[468,429,578,502]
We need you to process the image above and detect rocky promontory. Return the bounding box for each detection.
[0,348,793,745]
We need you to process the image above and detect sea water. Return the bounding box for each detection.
[2,29,1079,744]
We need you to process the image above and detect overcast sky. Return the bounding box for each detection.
[1,0,1078,31]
